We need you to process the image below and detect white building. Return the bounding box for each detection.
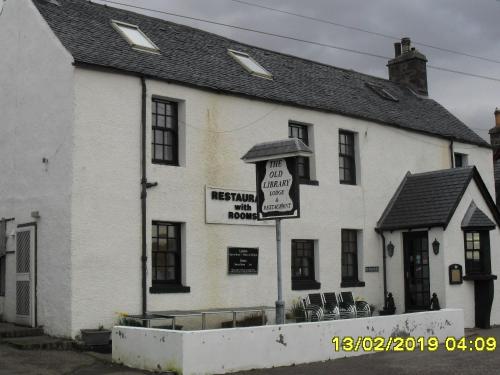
[0,0,499,338]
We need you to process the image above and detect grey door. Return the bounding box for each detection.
[15,226,35,327]
[403,231,431,311]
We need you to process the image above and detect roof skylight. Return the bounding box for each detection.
[112,21,159,53]
[228,49,272,79]
[366,82,399,102]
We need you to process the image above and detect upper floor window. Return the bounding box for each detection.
[112,20,159,53]
[152,99,178,165]
[454,153,468,168]
[464,231,489,274]
[339,131,356,185]
[289,122,310,181]
[341,229,359,282]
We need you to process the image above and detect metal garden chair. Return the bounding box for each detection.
[299,297,324,322]
[307,293,339,320]
[323,292,356,319]
[340,291,371,318]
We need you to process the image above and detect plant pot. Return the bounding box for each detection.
[80,329,111,346]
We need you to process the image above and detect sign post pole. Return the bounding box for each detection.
[275,218,284,324]
[242,139,312,326]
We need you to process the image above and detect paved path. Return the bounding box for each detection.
[233,327,500,375]
[0,344,151,375]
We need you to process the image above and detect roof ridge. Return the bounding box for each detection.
[408,166,474,178]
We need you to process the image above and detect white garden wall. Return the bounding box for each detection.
[113,309,464,374]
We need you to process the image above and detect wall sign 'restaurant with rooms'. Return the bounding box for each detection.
[228,247,259,274]
[205,186,273,226]
[256,158,300,220]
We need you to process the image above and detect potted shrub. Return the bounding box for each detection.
[80,325,111,346]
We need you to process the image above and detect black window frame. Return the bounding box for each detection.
[454,153,467,168]
[463,230,490,275]
[291,239,320,290]
[288,122,311,182]
[339,130,356,185]
[151,221,182,286]
[341,229,359,282]
[152,98,179,166]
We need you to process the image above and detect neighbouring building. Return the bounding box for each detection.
[0,0,499,338]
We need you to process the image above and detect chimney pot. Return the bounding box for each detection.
[394,42,402,57]
[401,37,411,53]
[495,108,500,128]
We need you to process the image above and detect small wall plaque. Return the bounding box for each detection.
[228,247,259,274]
[449,264,463,285]
[365,266,379,273]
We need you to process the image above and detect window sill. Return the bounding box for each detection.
[340,181,357,186]
[340,281,366,288]
[150,285,191,294]
[463,274,497,281]
[299,179,319,186]
[292,280,321,291]
[152,160,180,166]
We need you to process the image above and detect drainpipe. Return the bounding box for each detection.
[141,77,148,317]
[376,229,388,305]
[140,77,158,317]
[449,138,454,168]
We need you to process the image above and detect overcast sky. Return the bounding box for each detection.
[96,0,500,141]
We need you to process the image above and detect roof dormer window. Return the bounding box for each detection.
[228,49,272,79]
[112,20,159,53]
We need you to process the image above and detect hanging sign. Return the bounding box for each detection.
[256,157,300,220]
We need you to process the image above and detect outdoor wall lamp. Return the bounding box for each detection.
[432,239,440,255]
[387,241,395,257]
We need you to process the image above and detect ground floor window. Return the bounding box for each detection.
[152,221,181,285]
[291,239,320,290]
[464,231,490,275]
[341,229,359,282]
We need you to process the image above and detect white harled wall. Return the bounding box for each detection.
[0,0,75,336]
[70,67,495,337]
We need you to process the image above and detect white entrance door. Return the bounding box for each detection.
[15,226,35,327]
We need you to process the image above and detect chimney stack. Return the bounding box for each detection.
[387,37,428,96]
[489,108,500,160]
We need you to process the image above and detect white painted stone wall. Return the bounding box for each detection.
[113,309,464,374]
[0,1,496,337]
[0,0,74,336]
[68,67,495,337]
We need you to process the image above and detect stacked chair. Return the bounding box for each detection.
[307,293,340,320]
[323,292,356,319]
[339,291,371,318]
[299,297,324,322]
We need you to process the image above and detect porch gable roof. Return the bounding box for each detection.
[377,167,500,231]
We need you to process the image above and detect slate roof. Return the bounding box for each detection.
[32,0,489,147]
[461,201,496,229]
[377,167,500,230]
[242,138,312,162]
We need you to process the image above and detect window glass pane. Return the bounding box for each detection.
[154,146,163,160]
[466,233,473,241]
[474,251,480,260]
[165,146,174,161]
[158,225,167,237]
[473,233,480,241]
[466,241,473,250]
[466,251,473,260]
[158,238,167,252]
[168,225,177,238]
